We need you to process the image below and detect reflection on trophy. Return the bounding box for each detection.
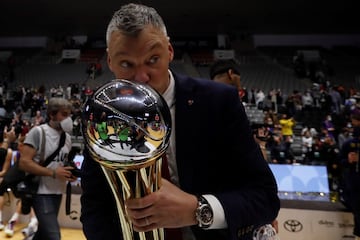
[82,79,171,240]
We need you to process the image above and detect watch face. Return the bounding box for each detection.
[200,205,213,224]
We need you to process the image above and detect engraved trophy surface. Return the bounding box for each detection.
[82,79,171,240]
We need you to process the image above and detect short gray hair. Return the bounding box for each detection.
[46,97,72,119]
[106,3,168,47]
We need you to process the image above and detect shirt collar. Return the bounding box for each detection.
[162,70,175,109]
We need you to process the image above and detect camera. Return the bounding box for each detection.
[64,160,82,178]
[65,146,82,178]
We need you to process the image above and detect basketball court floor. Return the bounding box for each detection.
[1,223,85,240]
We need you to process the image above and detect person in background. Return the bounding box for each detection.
[209,59,279,234]
[339,107,360,240]
[209,59,272,160]
[279,112,295,162]
[1,135,38,238]
[322,114,336,140]
[209,59,246,102]
[19,97,77,240]
[31,110,45,127]
[80,3,280,240]
[0,126,17,231]
[338,125,353,150]
[301,129,313,164]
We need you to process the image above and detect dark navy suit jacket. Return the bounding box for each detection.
[80,72,280,240]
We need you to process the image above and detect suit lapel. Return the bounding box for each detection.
[173,74,199,191]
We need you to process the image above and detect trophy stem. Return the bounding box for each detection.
[100,165,133,240]
[100,158,165,240]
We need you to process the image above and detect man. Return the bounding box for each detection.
[210,59,268,157]
[210,59,279,234]
[80,3,280,240]
[340,107,360,240]
[209,59,246,101]
[19,97,77,240]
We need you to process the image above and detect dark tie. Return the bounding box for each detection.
[161,154,183,240]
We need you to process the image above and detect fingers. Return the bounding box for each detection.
[131,216,157,232]
[125,195,158,231]
[55,166,76,180]
[63,166,75,171]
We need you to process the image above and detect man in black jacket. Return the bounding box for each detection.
[80,3,280,240]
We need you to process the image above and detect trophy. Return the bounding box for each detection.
[252,224,280,240]
[81,79,172,240]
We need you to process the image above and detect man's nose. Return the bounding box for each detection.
[133,66,150,83]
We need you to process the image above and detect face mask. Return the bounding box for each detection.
[60,117,73,134]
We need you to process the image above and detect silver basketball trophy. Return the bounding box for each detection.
[82,79,171,240]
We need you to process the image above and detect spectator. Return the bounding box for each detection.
[270,133,294,164]
[301,129,313,164]
[279,113,295,155]
[31,110,45,127]
[338,126,353,150]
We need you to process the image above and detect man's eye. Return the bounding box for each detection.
[149,56,159,64]
[120,62,130,68]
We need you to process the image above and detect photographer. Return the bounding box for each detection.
[19,97,77,240]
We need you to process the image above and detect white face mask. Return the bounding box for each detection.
[60,117,73,134]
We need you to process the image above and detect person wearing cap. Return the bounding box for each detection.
[210,59,279,235]
[209,59,247,101]
[340,107,360,240]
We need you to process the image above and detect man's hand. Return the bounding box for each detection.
[3,126,17,143]
[125,178,198,232]
[54,166,78,181]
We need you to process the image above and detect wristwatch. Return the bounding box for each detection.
[195,195,213,228]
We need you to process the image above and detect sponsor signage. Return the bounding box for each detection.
[277,208,355,240]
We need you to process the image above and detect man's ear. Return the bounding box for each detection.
[107,50,113,72]
[227,69,234,81]
[168,43,174,62]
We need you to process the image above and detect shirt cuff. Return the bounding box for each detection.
[202,194,228,229]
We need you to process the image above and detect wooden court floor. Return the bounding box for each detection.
[1,223,86,240]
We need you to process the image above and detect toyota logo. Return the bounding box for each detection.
[284,219,303,232]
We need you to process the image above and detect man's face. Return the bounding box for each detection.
[52,108,71,122]
[107,26,174,94]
